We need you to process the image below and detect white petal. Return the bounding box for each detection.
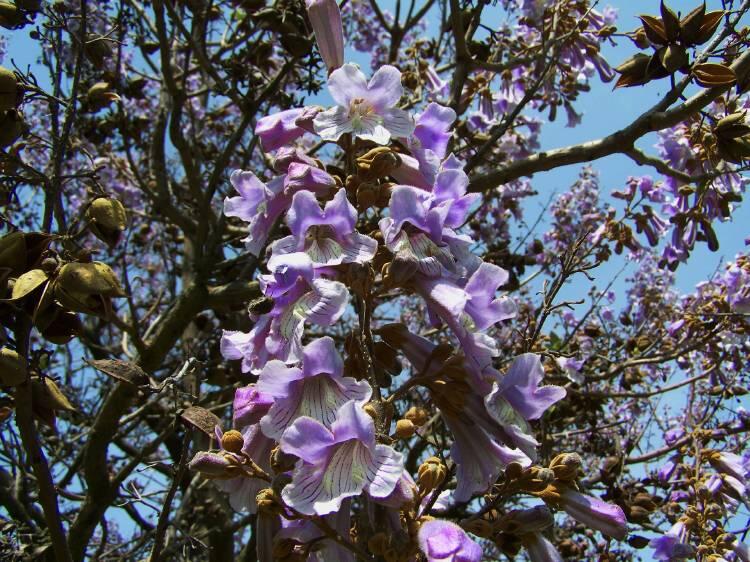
[314,106,354,141]
[382,107,416,138]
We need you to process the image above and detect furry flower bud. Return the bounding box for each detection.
[220,429,245,453]
[418,456,447,492]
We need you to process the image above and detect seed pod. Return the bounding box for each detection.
[0,67,20,112]
[86,197,127,247]
[0,109,23,148]
[86,82,121,112]
[0,347,27,386]
[54,261,125,316]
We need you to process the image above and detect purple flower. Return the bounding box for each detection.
[709,451,749,484]
[417,519,482,562]
[306,0,344,72]
[524,532,563,562]
[313,63,415,144]
[223,165,336,255]
[269,188,378,266]
[487,354,567,422]
[223,253,348,372]
[280,400,404,515]
[255,108,307,152]
[276,502,354,561]
[415,263,516,381]
[377,324,532,502]
[557,488,627,540]
[650,521,694,560]
[256,337,372,439]
[233,385,274,429]
[409,103,457,184]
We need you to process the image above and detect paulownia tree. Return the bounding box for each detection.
[0,0,748,560]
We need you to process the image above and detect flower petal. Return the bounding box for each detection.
[327,63,369,107]
[313,105,354,141]
[365,444,405,499]
[366,65,404,110]
[280,416,335,464]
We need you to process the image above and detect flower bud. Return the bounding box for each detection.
[305,0,344,72]
[0,347,27,386]
[86,197,127,247]
[550,452,582,481]
[394,419,415,439]
[256,487,281,514]
[188,451,236,477]
[418,456,447,492]
[271,446,297,473]
[404,406,429,426]
[221,429,245,453]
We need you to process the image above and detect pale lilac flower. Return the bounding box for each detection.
[233,385,274,429]
[313,63,415,144]
[256,337,372,439]
[269,188,378,266]
[558,488,627,540]
[709,451,749,484]
[276,500,354,561]
[525,533,563,562]
[415,263,516,381]
[256,108,307,152]
[223,166,336,255]
[734,540,750,562]
[306,0,344,72]
[223,253,348,372]
[650,521,694,560]
[407,103,457,185]
[417,519,482,562]
[280,400,404,515]
[377,324,531,502]
[485,353,566,457]
[487,354,567,421]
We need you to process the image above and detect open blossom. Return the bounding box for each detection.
[221,252,348,372]
[256,336,371,439]
[269,188,378,267]
[417,519,482,562]
[279,400,404,515]
[650,520,695,560]
[313,63,414,144]
[381,157,480,279]
[223,164,336,255]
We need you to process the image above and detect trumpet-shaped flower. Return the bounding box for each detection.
[223,165,336,256]
[256,337,372,439]
[280,400,404,515]
[269,189,378,267]
[417,519,482,562]
[221,253,348,372]
[313,63,414,144]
